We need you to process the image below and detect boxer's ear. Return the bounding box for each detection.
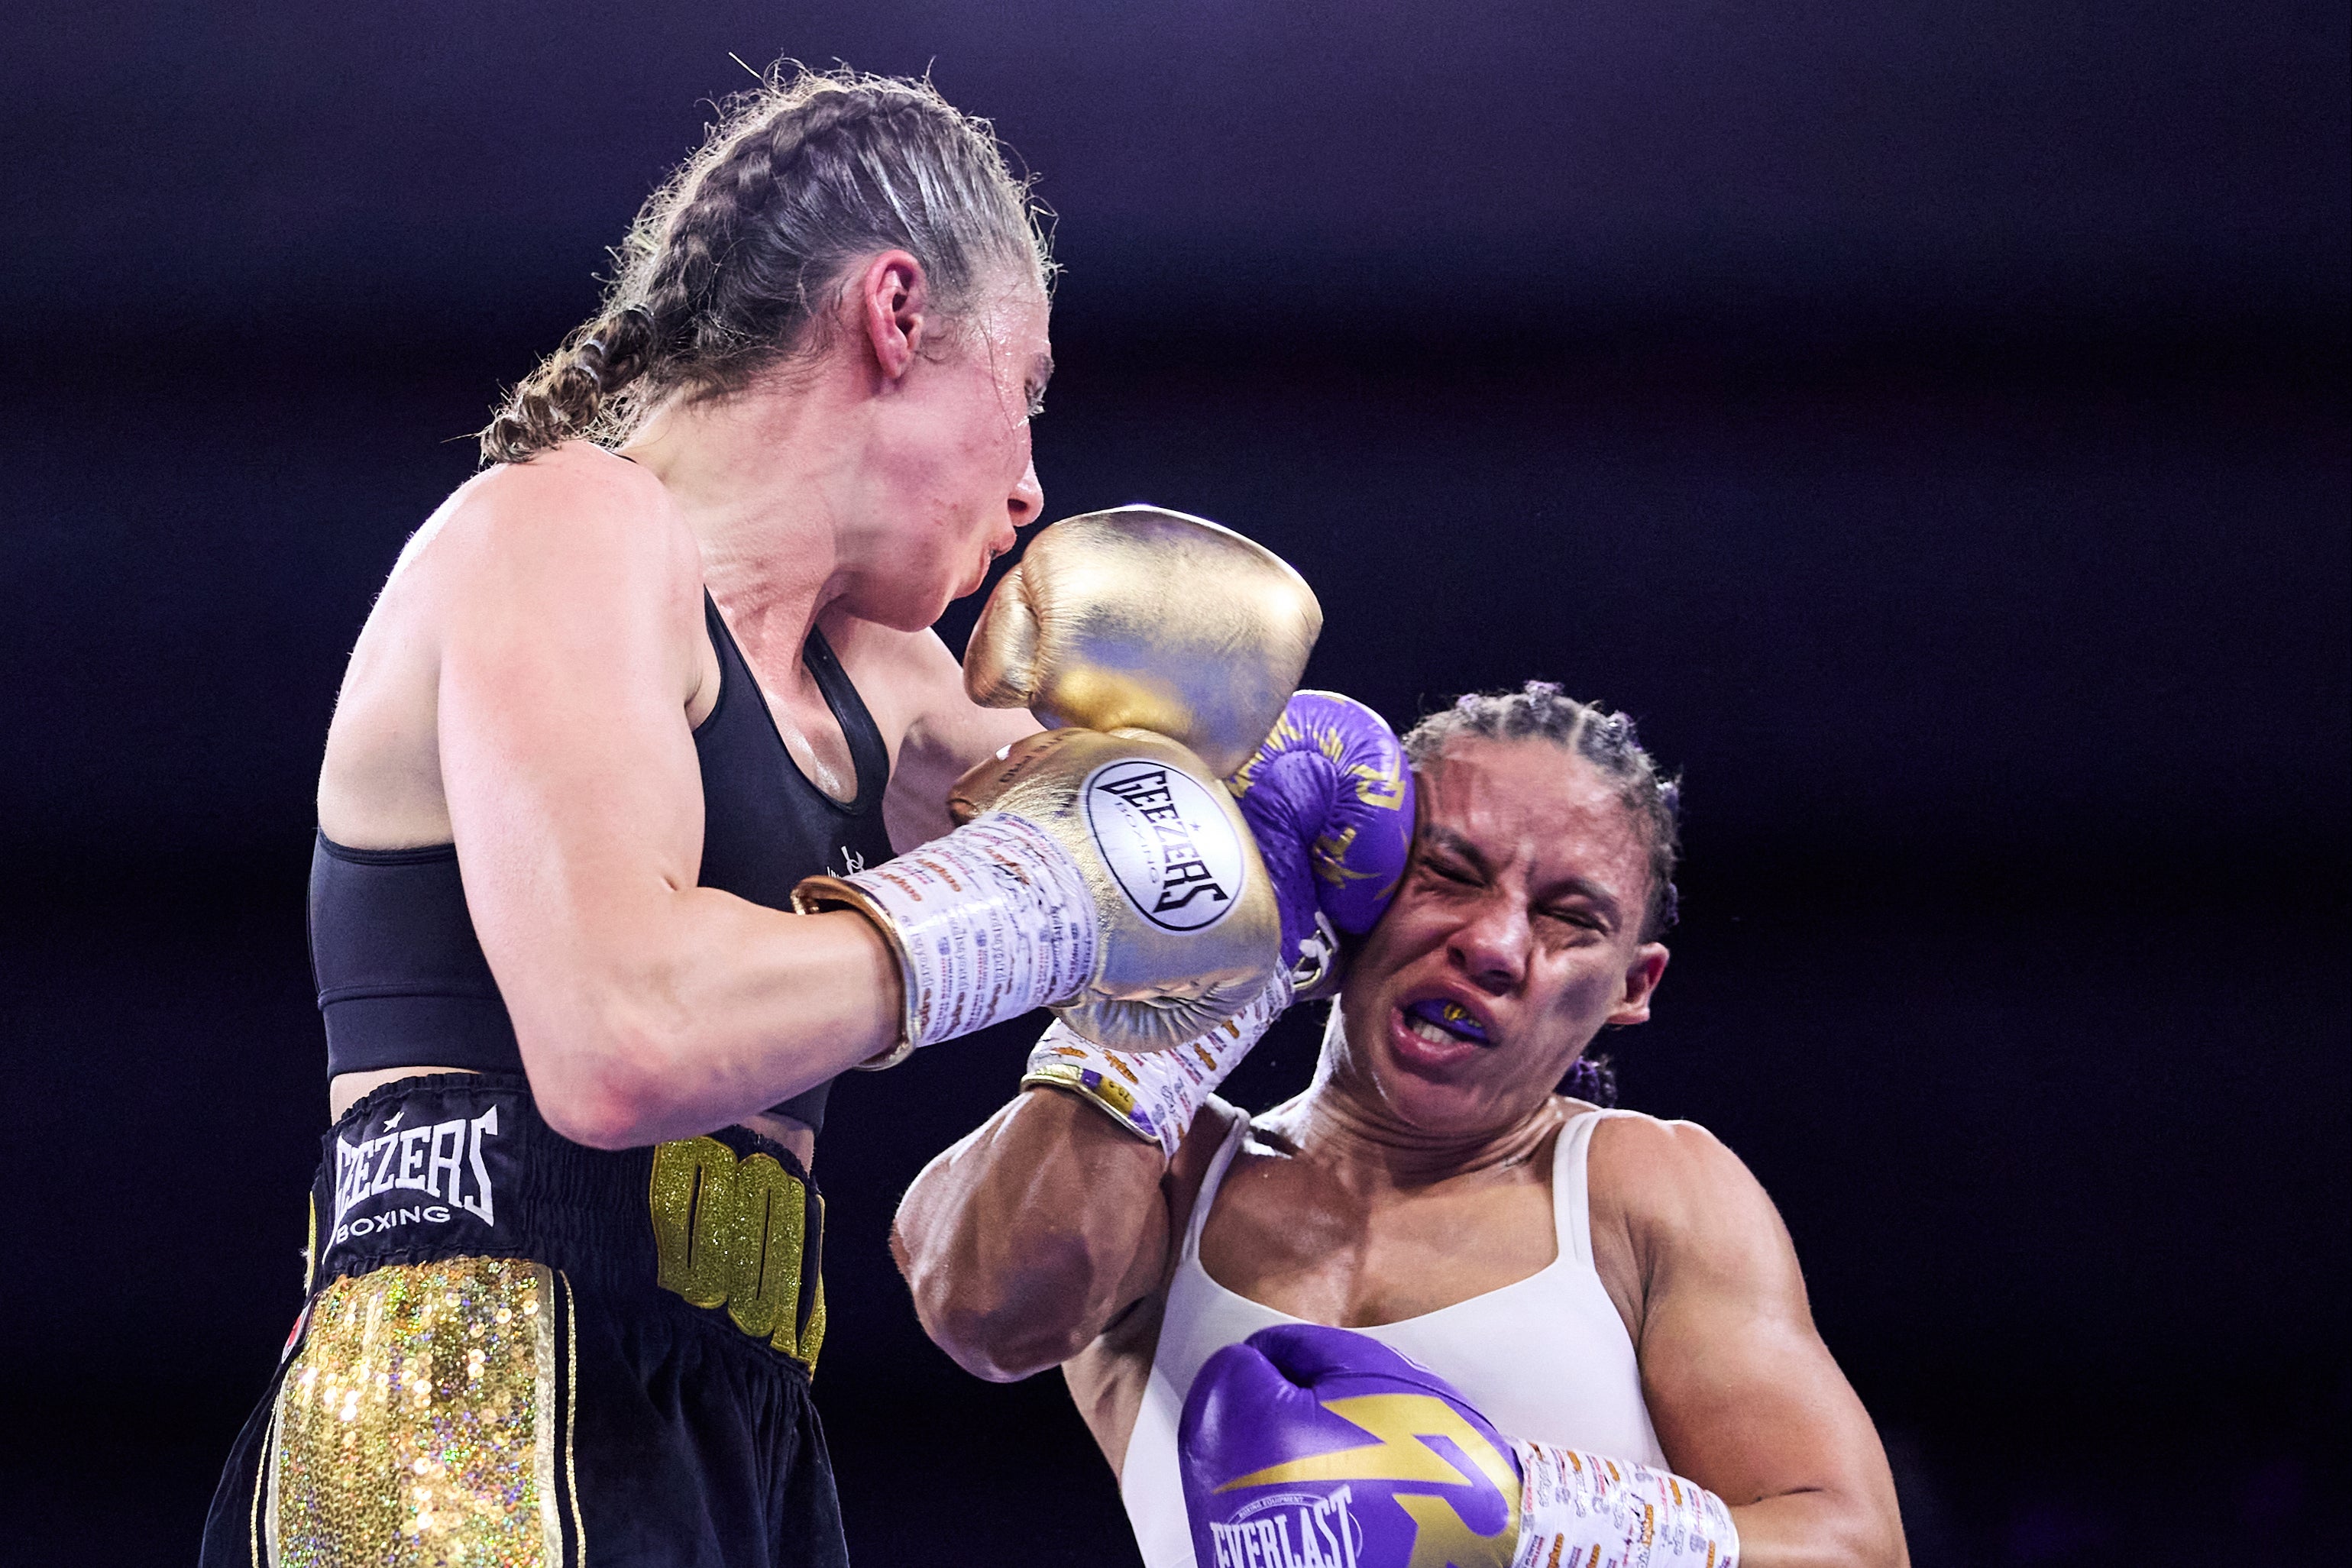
[856,250,929,381]
[1606,942,1669,1026]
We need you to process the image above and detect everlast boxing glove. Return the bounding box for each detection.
[962,505,1322,779]
[1182,1324,1740,1568]
[1022,690,1415,1157]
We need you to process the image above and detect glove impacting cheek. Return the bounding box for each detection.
[1307,748,1413,939]
[1234,750,1342,966]
[1230,691,1417,978]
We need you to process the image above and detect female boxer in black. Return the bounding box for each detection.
[200,67,1063,1566]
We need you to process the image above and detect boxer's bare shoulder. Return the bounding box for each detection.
[319,440,704,850]
[420,441,687,567]
[419,443,700,621]
[1584,1108,1808,1349]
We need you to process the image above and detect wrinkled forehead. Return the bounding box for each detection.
[1415,737,1652,893]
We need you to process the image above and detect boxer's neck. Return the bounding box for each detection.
[1271,1079,1562,1190]
[620,375,872,658]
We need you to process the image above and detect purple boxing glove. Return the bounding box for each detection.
[1228,691,1415,994]
[1181,1325,1522,1568]
[1181,1324,1741,1568]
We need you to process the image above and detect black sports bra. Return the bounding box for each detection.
[309,593,896,1133]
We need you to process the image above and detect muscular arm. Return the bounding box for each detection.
[893,1088,1228,1382]
[872,622,1040,849]
[435,454,903,1148]
[1600,1119,1908,1568]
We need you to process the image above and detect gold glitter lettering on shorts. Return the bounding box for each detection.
[647,1136,736,1308]
[266,1258,558,1568]
[781,1186,827,1375]
[648,1137,825,1374]
[724,1154,804,1341]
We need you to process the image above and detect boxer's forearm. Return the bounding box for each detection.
[892,1085,1171,1381]
[1726,1491,1909,1568]
[506,891,903,1148]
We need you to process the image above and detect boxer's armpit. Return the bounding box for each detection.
[1062,1286,1169,1479]
[1155,1097,1250,1285]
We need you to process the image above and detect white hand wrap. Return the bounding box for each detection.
[795,812,1100,1066]
[1021,971,1292,1158]
[1510,1441,1740,1568]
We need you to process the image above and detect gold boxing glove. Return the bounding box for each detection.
[948,728,1281,1052]
[794,729,1281,1062]
[963,506,1322,779]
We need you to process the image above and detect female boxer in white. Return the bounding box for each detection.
[895,684,1910,1567]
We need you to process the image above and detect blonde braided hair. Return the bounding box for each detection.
[481,65,1051,464]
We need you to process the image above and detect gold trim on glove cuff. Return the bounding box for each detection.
[791,877,918,1069]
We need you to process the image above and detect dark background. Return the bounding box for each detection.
[3,3,2345,1564]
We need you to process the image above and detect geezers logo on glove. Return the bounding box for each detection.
[1082,759,1247,932]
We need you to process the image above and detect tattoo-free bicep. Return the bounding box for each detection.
[1622,1123,1907,1566]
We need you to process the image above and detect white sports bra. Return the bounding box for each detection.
[1118,1107,1668,1568]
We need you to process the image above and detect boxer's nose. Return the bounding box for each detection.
[1006,454,1042,532]
[1445,894,1529,995]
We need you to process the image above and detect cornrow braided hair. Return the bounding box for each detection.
[1400,681,1684,1109]
[481,65,1052,464]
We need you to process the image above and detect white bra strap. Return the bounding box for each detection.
[1552,1108,1624,1270]
[1180,1114,1254,1262]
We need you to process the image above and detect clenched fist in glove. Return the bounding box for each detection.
[795,507,1319,1066]
[1022,689,1415,1157]
[963,504,1323,778]
[1182,1324,1739,1568]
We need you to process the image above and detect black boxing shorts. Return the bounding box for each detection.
[199,1073,846,1568]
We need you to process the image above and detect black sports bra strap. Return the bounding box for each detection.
[801,628,890,810]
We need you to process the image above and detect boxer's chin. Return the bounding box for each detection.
[953,548,994,601]
[1363,999,1557,1133]
[1370,1004,1511,1122]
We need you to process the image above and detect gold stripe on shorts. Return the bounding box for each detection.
[266,1257,560,1566]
